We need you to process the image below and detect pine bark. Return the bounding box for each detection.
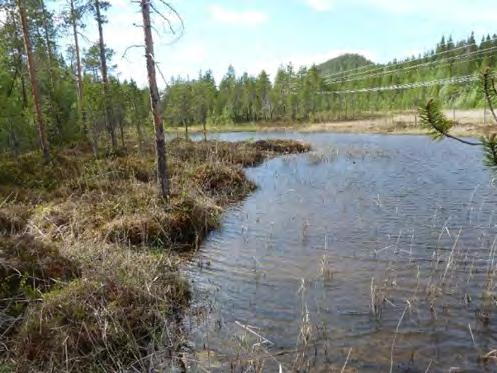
[141,0,170,199]
[17,0,50,162]
[94,0,116,150]
[70,0,86,135]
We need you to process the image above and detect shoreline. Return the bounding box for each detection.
[166,109,495,138]
[0,138,310,372]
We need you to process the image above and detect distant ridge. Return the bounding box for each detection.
[316,53,374,76]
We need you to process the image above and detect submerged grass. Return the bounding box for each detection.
[0,137,309,372]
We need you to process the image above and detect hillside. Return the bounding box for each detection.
[315,33,497,115]
[317,53,374,76]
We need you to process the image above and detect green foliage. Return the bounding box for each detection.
[481,67,497,116]
[322,33,497,114]
[317,53,373,75]
[421,67,497,170]
[160,33,497,128]
[0,0,152,156]
[482,134,497,168]
[419,99,454,140]
[207,108,235,126]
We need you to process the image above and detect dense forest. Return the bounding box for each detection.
[164,33,497,128]
[0,0,496,156]
[0,0,150,156]
[323,33,497,115]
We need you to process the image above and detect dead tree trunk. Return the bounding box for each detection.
[17,0,50,162]
[94,0,117,151]
[141,0,169,199]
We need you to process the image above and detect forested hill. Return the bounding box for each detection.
[162,33,497,128]
[317,53,373,76]
[318,33,497,114]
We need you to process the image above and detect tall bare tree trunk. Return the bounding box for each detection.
[141,0,169,199]
[9,8,28,108]
[70,0,87,135]
[94,0,116,151]
[40,0,63,136]
[17,0,50,162]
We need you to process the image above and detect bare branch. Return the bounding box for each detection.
[148,0,185,45]
[121,44,145,60]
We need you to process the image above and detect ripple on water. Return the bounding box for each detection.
[185,133,497,372]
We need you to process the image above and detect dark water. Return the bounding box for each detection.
[184,133,497,372]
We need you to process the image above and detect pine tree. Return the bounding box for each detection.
[140,0,169,199]
[17,0,50,162]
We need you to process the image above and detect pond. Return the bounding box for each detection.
[184,132,497,372]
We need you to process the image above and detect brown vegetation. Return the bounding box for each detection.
[0,137,309,371]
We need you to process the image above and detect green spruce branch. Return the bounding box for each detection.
[420,68,497,168]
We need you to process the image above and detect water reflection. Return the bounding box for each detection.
[184,133,497,372]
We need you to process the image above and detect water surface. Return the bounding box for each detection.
[184,133,497,372]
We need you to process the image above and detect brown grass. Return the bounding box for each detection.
[0,235,80,336]
[0,137,309,371]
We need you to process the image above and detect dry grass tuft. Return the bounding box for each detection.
[0,205,30,234]
[193,162,256,202]
[253,139,311,154]
[14,275,189,372]
[102,195,220,248]
[0,234,80,334]
[0,137,309,371]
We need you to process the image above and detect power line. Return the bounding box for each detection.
[320,36,497,80]
[323,45,497,85]
[320,37,497,82]
[318,73,487,95]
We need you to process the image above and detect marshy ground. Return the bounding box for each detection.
[173,109,494,137]
[0,137,309,372]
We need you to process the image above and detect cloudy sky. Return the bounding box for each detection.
[69,0,497,86]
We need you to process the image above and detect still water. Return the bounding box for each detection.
[184,133,497,372]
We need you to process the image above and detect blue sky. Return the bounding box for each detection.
[72,0,497,86]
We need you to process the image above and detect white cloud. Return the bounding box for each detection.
[208,4,268,26]
[304,0,335,12]
[363,0,497,22]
